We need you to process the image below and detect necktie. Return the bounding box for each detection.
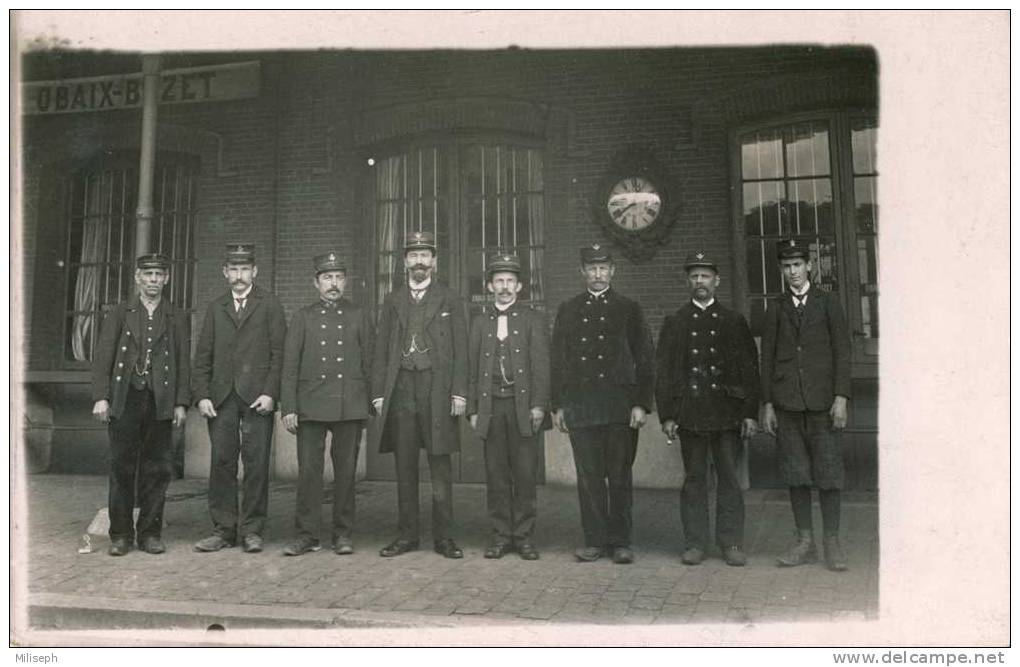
[411,288,425,302]
[496,313,508,341]
[235,297,246,313]
[792,293,806,323]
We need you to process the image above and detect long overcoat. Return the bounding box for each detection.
[760,286,851,412]
[368,281,468,455]
[91,294,191,420]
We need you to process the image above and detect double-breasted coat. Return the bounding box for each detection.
[760,286,852,412]
[368,281,469,455]
[91,294,191,419]
[192,284,287,407]
[467,302,551,438]
[551,288,655,427]
[280,297,374,422]
[655,301,760,432]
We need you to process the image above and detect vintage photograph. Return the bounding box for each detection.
[9,10,1008,650]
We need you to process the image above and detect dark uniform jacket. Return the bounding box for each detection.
[655,300,760,432]
[91,294,191,420]
[551,288,655,428]
[760,286,851,412]
[192,284,287,408]
[280,297,374,423]
[368,280,468,455]
[468,302,551,439]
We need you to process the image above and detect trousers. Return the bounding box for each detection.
[295,420,362,540]
[107,387,173,541]
[679,429,744,550]
[206,389,274,539]
[568,423,638,548]
[483,397,539,544]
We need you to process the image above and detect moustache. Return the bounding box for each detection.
[410,265,429,271]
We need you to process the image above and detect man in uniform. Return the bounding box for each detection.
[279,252,373,556]
[91,253,190,556]
[192,244,287,554]
[467,253,550,560]
[369,230,469,559]
[761,240,852,571]
[655,252,760,567]
[551,243,655,564]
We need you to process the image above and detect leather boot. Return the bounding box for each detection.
[823,534,848,571]
[776,530,817,567]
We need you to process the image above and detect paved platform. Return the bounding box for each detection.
[18,474,878,633]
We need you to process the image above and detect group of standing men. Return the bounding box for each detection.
[91,232,851,572]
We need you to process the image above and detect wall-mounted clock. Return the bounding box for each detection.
[593,148,679,262]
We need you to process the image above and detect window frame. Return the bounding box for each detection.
[60,150,200,367]
[364,131,548,317]
[730,109,878,377]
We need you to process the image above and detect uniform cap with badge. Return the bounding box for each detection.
[136,253,170,270]
[777,238,811,261]
[404,230,437,253]
[485,252,522,280]
[580,242,613,265]
[224,243,256,265]
[683,251,718,272]
[314,251,346,275]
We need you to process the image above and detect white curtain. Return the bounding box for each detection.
[71,175,106,361]
[375,156,401,307]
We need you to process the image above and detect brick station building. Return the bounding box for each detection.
[19,47,879,491]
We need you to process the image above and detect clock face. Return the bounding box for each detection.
[607,176,662,231]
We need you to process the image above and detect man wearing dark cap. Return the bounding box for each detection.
[91,254,190,556]
[279,253,374,556]
[192,244,287,554]
[551,243,655,564]
[655,252,760,567]
[467,253,550,560]
[369,230,469,559]
[761,240,852,571]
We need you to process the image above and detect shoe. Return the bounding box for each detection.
[777,530,818,567]
[379,538,419,557]
[681,547,704,565]
[193,535,236,552]
[517,542,540,561]
[574,546,604,562]
[242,534,264,553]
[108,537,132,557]
[612,546,635,564]
[282,535,321,556]
[434,539,464,559]
[484,542,513,559]
[722,546,747,567]
[823,535,848,572]
[333,537,354,555]
[138,536,166,555]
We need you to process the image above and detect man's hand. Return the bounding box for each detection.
[372,397,384,414]
[629,406,647,430]
[451,395,467,417]
[830,396,848,430]
[552,408,569,434]
[250,395,275,415]
[92,400,110,423]
[283,413,299,434]
[530,407,545,434]
[469,414,478,430]
[761,402,778,436]
[740,418,758,439]
[198,398,217,419]
[662,419,679,443]
[172,406,187,428]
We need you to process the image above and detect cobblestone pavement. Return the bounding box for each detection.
[20,474,878,628]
